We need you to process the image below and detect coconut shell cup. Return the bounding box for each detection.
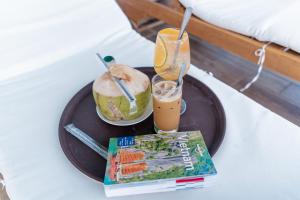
[93,65,151,121]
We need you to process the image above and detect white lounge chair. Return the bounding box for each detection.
[0,1,300,199]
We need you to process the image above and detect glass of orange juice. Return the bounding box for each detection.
[154,28,190,115]
[154,28,190,81]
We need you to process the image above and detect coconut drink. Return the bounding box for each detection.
[93,64,151,121]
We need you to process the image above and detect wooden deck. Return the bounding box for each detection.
[138,23,300,126]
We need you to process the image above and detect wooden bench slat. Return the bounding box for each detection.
[118,0,300,81]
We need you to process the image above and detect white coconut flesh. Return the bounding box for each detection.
[93,64,149,97]
[93,64,151,121]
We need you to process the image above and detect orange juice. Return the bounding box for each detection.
[154,28,190,80]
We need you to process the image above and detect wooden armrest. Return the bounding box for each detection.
[118,0,300,81]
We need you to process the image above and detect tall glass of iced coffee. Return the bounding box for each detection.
[152,74,183,133]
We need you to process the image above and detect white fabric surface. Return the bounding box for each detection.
[179,0,300,53]
[1,0,300,200]
[0,0,131,80]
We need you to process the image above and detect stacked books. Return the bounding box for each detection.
[104,131,217,197]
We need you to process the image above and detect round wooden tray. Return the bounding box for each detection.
[59,67,226,182]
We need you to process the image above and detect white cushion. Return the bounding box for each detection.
[0,0,131,80]
[1,1,300,199]
[1,41,300,199]
[180,0,300,53]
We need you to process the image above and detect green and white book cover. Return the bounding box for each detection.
[104,131,217,185]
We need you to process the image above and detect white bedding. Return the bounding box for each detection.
[179,0,300,53]
[1,0,300,200]
[0,0,131,80]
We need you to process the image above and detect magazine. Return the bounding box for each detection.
[104,131,217,197]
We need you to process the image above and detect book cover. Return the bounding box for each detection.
[104,131,216,185]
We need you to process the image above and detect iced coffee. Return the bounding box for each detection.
[152,74,182,133]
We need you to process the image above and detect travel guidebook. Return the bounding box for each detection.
[104,131,217,197]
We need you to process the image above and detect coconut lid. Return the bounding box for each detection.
[93,64,150,97]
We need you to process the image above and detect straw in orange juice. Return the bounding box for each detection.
[154,28,190,80]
